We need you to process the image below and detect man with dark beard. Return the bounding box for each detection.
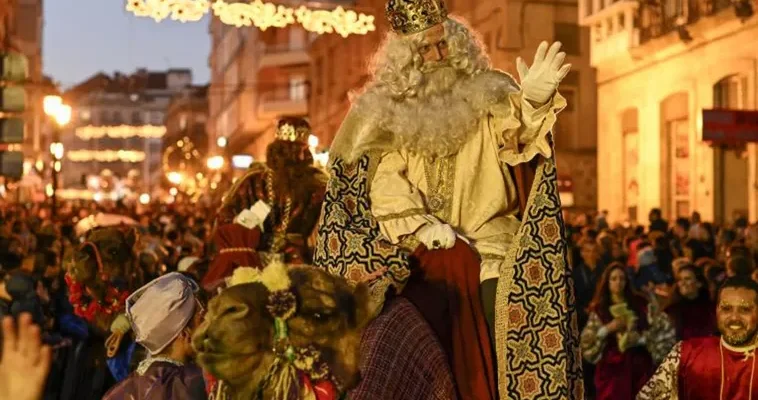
[202,117,327,289]
[637,276,758,399]
[315,0,582,398]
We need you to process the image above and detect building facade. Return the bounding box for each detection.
[309,0,599,210]
[207,19,311,162]
[582,0,758,223]
[162,85,210,194]
[1,0,45,158]
[61,69,192,199]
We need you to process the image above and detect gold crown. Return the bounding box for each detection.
[386,0,447,35]
[275,123,309,144]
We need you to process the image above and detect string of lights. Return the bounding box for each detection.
[126,0,375,37]
[74,125,167,140]
[67,150,147,163]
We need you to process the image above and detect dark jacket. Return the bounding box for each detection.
[102,361,207,400]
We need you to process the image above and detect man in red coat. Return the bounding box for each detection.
[637,276,758,399]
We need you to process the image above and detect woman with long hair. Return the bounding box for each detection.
[580,262,675,400]
[665,263,716,340]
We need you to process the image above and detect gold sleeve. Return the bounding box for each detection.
[643,311,677,364]
[580,312,608,365]
[369,151,438,244]
[636,341,681,400]
[490,91,567,166]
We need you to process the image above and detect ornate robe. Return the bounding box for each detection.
[637,337,758,400]
[203,163,327,288]
[315,69,583,399]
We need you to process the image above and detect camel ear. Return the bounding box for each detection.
[353,282,381,328]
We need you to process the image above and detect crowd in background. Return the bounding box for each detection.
[0,199,214,400]
[568,208,756,399]
[0,197,754,399]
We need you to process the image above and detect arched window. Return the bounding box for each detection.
[659,92,690,219]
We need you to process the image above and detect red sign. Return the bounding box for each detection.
[702,109,758,143]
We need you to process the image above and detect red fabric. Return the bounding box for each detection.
[403,239,496,400]
[202,224,262,290]
[593,342,652,400]
[679,336,758,400]
[665,292,717,340]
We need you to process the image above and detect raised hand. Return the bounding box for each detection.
[516,41,572,105]
[0,314,52,400]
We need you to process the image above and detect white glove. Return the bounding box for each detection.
[416,223,457,250]
[516,41,572,105]
[234,201,272,230]
[110,313,131,334]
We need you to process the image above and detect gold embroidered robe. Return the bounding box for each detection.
[369,91,561,281]
[316,69,584,399]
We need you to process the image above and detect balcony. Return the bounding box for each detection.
[258,82,310,118]
[637,0,733,44]
[259,44,310,68]
[581,0,746,66]
[580,0,640,66]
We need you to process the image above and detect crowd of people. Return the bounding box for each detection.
[4,0,757,397]
[569,207,758,399]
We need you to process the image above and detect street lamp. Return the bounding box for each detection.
[207,155,224,170]
[43,95,71,218]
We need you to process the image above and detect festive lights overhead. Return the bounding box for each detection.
[67,150,147,163]
[125,0,375,37]
[75,125,167,140]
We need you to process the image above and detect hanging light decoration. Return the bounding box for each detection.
[75,125,166,140]
[125,0,375,37]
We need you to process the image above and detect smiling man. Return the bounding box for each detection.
[637,276,758,399]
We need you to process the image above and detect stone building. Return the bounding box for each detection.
[61,69,192,197]
[582,0,758,223]
[309,0,599,211]
[207,20,311,161]
[0,0,45,158]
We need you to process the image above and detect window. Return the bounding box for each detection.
[131,111,143,125]
[150,112,164,125]
[554,23,580,55]
[290,75,307,101]
[80,109,91,122]
[100,110,110,125]
[179,114,188,130]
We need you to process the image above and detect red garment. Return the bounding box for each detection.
[202,224,262,290]
[665,291,717,340]
[403,239,496,400]
[594,298,653,400]
[679,336,758,400]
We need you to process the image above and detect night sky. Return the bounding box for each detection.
[43,0,211,88]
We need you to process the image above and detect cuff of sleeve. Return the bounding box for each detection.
[376,212,439,244]
[597,327,609,339]
[498,91,567,166]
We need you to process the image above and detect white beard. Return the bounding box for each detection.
[351,68,519,159]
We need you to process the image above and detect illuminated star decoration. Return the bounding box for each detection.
[125,0,376,38]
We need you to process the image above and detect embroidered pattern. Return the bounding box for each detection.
[636,341,681,400]
[423,155,457,221]
[313,154,412,302]
[495,155,584,399]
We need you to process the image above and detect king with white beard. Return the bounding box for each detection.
[315,0,584,398]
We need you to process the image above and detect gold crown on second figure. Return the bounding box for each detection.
[386,0,448,35]
[275,123,310,144]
